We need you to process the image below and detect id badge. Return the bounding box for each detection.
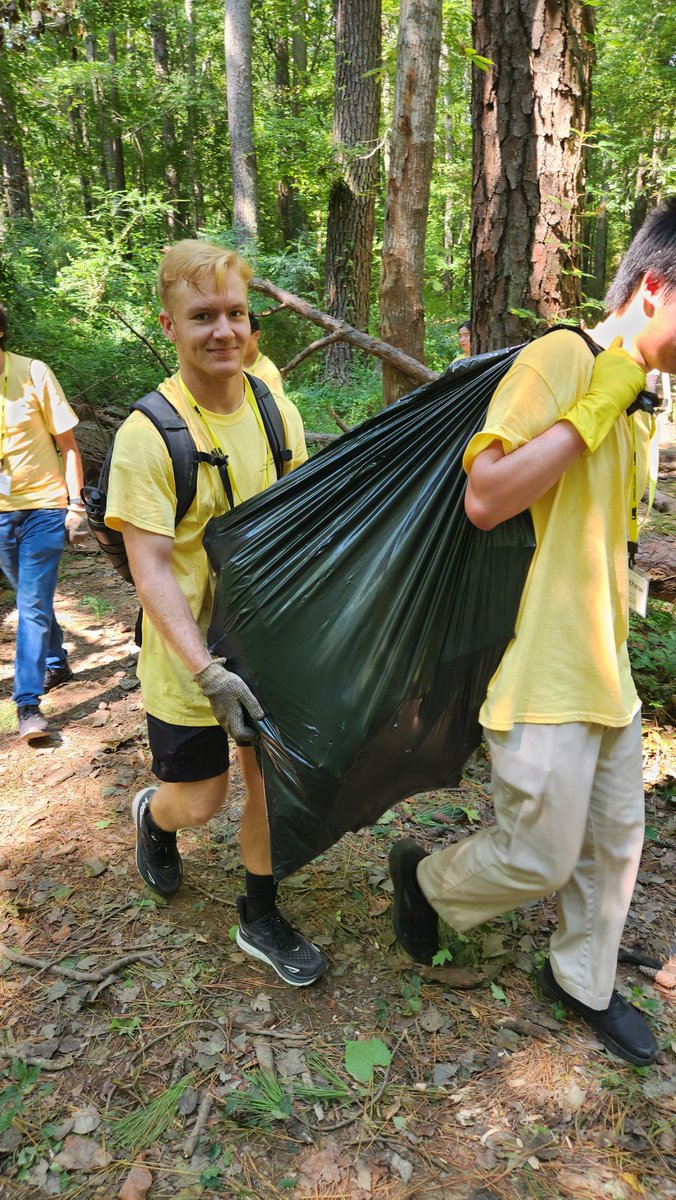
[628,567,649,617]
[0,472,12,497]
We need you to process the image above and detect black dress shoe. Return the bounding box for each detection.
[539,959,658,1065]
[388,838,439,964]
[44,663,74,692]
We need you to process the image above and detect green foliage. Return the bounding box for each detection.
[0,1060,41,1134]
[628,601,675,723]
[344,1036,391,1084]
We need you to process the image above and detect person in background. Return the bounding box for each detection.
[0,302,86,742]
[389,196,676,1066]
[457,321,472,358]
[105,240,327,988]
[243,312,286,403]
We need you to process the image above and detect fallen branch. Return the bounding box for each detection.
[329,408,353,434]
[281,333,343,377]
[0,943,161,982]
[183,1090,214,1158]
[251,277,438,387]
[305,431,340,446]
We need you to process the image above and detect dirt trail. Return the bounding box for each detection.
[0,546,674,1200]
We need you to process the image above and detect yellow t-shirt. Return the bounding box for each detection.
[105,373,307,725]
[462,330,651,731]
[248,353,286,404]
[0,352,78,511]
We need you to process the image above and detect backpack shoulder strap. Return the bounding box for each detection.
[540,323,602,357]
[244,371,292,479]
[131,390,198,525]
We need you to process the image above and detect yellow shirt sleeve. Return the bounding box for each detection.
[30,360,79,436]
[105,410,178,537]
[462,330,594,473]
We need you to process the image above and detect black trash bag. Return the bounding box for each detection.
[204,344,535,880]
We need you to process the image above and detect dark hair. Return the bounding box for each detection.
[604,195,676,313]
[0,301,6,351]
[457,320,471,334]
[248,311,260,333]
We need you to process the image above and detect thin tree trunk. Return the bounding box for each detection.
[224,0,259,246]
[85,33,112,192]
[470,0,595,352]
[379,0,442,405]
[107,29,127,192]
[65,48,93,218]
[184,0,205,229]
[0,69,33,219]
[151,6,189,233]
[325,0,382,383]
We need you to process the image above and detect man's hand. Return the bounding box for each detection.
[563,337,646,455]
[65,506,89,546]
[194,658,264,741]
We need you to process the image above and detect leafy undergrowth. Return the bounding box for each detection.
[0,543,674,1200]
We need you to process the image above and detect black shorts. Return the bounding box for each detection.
[147,715,230,783]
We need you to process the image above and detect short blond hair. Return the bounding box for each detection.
[158,240,252,309]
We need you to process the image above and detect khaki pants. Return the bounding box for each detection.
[416,714,644,1009]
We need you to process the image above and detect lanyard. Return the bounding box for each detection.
[627,418,638,567]
[0,352,9,464]
[627,412,657,568]
[177,373,273,498]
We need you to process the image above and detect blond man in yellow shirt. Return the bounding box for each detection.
[105,240,327,987]
[0,303,86,742]
[389,196,676,1065]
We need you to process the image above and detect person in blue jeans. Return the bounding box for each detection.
[0,302,87,741]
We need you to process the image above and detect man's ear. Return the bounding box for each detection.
[159,309,175,342]
[642,273,666,306]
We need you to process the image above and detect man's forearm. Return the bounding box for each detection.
[122,527,212,675]
[64,448,84,501]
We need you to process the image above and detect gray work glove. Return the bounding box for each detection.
[194,658,264,741]
[65,506,90,547]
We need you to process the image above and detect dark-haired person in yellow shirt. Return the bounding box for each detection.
[105,240,327,988]
[389,196,676,1066]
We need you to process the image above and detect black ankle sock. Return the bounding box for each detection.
[145,808,175,841]
[245,871,278,922]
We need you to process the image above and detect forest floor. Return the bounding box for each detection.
[0,447,674,1200]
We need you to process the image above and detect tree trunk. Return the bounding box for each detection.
[151,7,187,233]
[107,28,127,192]
[0,69,33,219]
[184,0,205,230]
[379,0,442,405]
[224,0,259,246]
[470,0,595,352]
[65,48,93,218]
[85,33,113,192]
[325,0,382,384]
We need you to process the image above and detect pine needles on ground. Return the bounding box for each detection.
[109,1075,193,1154]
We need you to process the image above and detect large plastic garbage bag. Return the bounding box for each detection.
[203,344,535,879]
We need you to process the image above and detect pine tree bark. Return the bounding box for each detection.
[224,0,259,246]
[470,0,595,352]
[0,68,32,219]
[325,0,382,383]
[379,0,442,404]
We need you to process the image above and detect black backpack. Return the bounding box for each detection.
[81,372,292,587]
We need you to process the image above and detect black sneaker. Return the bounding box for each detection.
[236,896,328,987]
[389,838,439,964]
[44,662,74,692]
[17,705,50,742]
[131,787,183,897]
[539,959,658,1066]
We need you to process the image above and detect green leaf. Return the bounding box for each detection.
[432,948,453,966]
[490,983,509,1004]
[344,1037,391,1084]
[93,819,113,829]
[229,925,238,941]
